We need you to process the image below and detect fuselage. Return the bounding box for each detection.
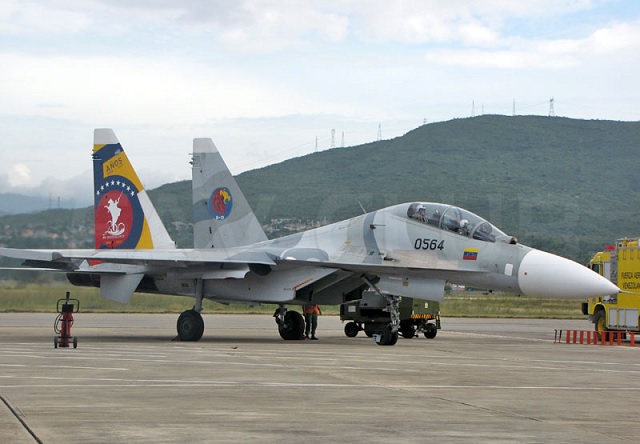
[69,202,617,305]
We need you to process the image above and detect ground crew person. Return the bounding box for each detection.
[303,304,322,340]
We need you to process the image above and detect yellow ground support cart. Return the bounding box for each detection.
[582,238,640,335]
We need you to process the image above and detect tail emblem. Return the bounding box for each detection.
[209,187,233,220]
[104,194,126,235]
[95,178,142,249]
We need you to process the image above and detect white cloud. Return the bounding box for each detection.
[0,0,91,35]
[0,52,336,126]
[0,0,639,199]
[587,22,640,53]
[8,163,32,187]
[424,20,640,69]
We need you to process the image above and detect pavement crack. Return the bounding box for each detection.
[433,396,542,422]
[0,393,43,443]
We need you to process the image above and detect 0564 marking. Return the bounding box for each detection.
[414,239,445,251]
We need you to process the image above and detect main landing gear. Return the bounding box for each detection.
[176,309,204,341]
[175,280,307,342]
[176,280,205,341]
[273,305,305,340]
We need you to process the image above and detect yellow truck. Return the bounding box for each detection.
[582,239,640,334]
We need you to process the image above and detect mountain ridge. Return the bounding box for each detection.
[2,115,639,264]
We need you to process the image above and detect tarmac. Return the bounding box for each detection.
[1,313,639,443]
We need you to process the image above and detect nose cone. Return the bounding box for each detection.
[518,249,619,298]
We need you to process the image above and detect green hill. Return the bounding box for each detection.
[2,115,639,265]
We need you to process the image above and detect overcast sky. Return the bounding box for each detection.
[1,0,639,206]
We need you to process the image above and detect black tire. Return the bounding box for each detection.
[375,325,398,346]
[424,323,438,339]
[73,337,78,349]
[594,309,607,340]
[388,331,399,346]
[344,322,360,338]
[363,324,375,338]
[279,311,305,340]
[177,309,205,341]
[400,320,416,339]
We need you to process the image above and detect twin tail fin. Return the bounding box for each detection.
[93,129,175,251]
[191,138,267,249]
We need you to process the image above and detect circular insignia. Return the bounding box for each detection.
[209,187,233,220]
[94,176,144,249]
[96,190,133,248]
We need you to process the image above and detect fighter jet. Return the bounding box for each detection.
[0,129,618,345]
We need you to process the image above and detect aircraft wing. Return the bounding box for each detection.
[0,247,276,268]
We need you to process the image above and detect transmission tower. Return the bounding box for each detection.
[471,100,475,117]
[331,129,335,148]
[341,131,344,148]
[512,98,516,116]
[377,124,382,141]
[548,97,555,117]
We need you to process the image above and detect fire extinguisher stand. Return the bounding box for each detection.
[54,291,80,349]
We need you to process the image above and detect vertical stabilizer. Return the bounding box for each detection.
[192,138,267,248]
[93,129,175,250]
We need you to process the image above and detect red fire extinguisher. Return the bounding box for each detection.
[54,292,79,349]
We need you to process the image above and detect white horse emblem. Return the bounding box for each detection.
[104,194,126,236]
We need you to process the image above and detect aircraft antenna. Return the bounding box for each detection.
[358,201,367,214]
[548,97,555,117]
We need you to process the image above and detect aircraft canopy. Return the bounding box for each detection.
[406,202,507,242]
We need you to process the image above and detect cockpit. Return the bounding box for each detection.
[406,202,508,243]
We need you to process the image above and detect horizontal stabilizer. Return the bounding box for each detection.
[0,247,67,263]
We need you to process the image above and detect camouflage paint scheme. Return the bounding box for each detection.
[0,129,618,344]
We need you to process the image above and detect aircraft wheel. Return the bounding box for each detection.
[388,331,399,345]
[278,311,305,340]
[54,337,58,349]
[424,323,438,339]
[73,337,78,348]
[375,325,398,346]
[177,309,205,341]
[344,322,360,338]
